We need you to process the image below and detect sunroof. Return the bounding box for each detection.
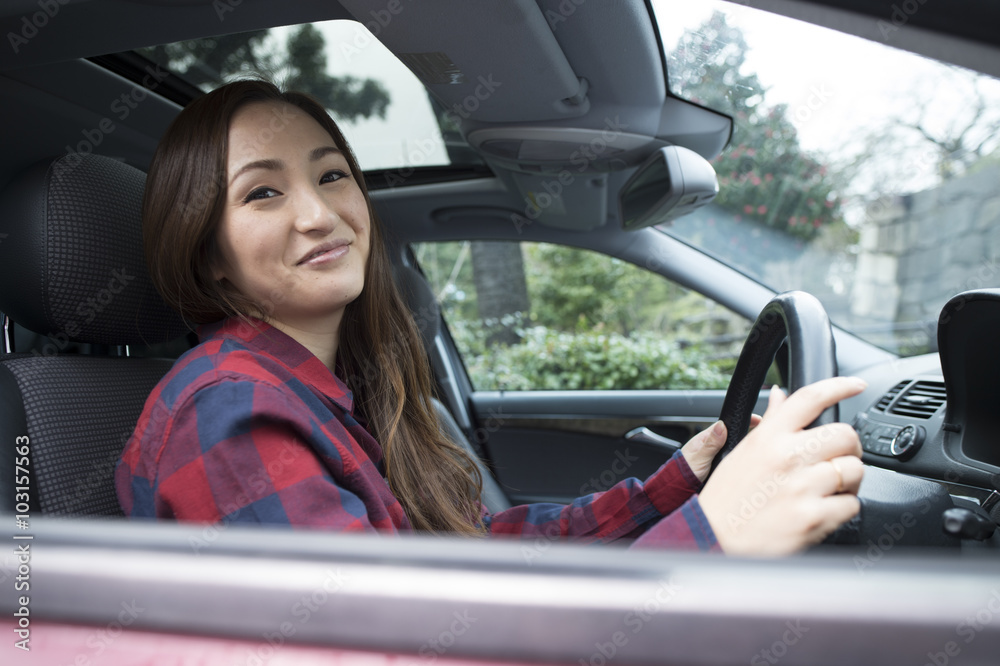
[133,20,482,173]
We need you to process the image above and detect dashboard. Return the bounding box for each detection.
[839,290,1000,547]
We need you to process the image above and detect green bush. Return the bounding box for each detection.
[452,322,730,391]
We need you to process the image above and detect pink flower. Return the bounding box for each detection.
[757,205,768,215]
[764,173,773,182]
[744,204,754,214]
[788,217,797,226]
[750,175,761,186]
[746,148,756,157]
[813,219,822,228]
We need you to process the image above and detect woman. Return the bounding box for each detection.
[116,80,865,555]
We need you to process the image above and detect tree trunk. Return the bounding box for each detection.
[470,241,530,346]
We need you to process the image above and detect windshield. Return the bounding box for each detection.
[134,20,480,172]
[652,0,1000,357]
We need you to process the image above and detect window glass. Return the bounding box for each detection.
[413,241,753,391]
[653,0,1000,357]
[130,21,481,172]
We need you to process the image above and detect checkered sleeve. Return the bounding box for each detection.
[485,450,720,551]
[140,378,398,532]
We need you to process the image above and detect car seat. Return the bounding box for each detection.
[0,153,509,517]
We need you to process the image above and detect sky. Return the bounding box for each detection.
[652,0,1000,193]
[274,21,448,171]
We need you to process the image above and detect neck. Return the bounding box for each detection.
[268,312,343,370]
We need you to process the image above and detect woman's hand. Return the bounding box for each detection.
[681,414,762,483]
[697,377,867,556]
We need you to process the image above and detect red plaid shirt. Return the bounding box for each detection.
[116,318,720,550]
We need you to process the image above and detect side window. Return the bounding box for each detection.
[412,241,754,391]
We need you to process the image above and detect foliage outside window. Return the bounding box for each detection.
[414,242,751,391]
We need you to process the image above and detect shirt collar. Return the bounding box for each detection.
[198,317,355,414]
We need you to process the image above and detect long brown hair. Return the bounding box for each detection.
[143,79,484,535]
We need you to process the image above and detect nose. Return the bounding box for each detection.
[292,182,338,234]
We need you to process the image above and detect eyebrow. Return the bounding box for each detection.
[229,146,343,186]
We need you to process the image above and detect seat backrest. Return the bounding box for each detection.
[0,154,511,517]
[0,154,188,515]
[395,264,512,512]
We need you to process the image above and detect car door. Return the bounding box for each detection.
[411,239,772,505]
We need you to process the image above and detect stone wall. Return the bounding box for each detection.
[851,163,1000,350]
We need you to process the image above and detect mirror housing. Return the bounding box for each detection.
[618,146,719,231]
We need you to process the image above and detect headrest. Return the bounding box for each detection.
[0,154,188,346]
[393,264,441,352]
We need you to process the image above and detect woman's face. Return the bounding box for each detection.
[213,101,370,331]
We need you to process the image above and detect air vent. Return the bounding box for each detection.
[889,381,947,419]
[874,381,907,412]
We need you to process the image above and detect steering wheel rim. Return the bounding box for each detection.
[710,291,839,474]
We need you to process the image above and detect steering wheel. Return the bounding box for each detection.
[709,291,838,474]
[705,291,963,548]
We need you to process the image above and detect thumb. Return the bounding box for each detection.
[761,384,787,422]
[681,420,728,482]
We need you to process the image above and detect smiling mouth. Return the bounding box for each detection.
[297,241,350,265]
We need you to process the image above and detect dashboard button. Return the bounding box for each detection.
[890,425,925,459]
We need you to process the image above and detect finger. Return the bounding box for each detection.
[749,413,763,429]
[784,422,862,468]
[806,494,861,544]
[761,385,787,421]
[770,377,867,432]
[831,455,864,495]
[796,455,865,496]
[686,420,727,455]
[680,420,728,482]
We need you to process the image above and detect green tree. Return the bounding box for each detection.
[667,11,845,240]
[139,26,389,122]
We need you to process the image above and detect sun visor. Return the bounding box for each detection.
[337,0,588,122]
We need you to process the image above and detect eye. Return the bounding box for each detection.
[320,170,349,185]
[242,187,279,204]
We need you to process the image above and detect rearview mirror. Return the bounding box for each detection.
[618,146,719,231]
